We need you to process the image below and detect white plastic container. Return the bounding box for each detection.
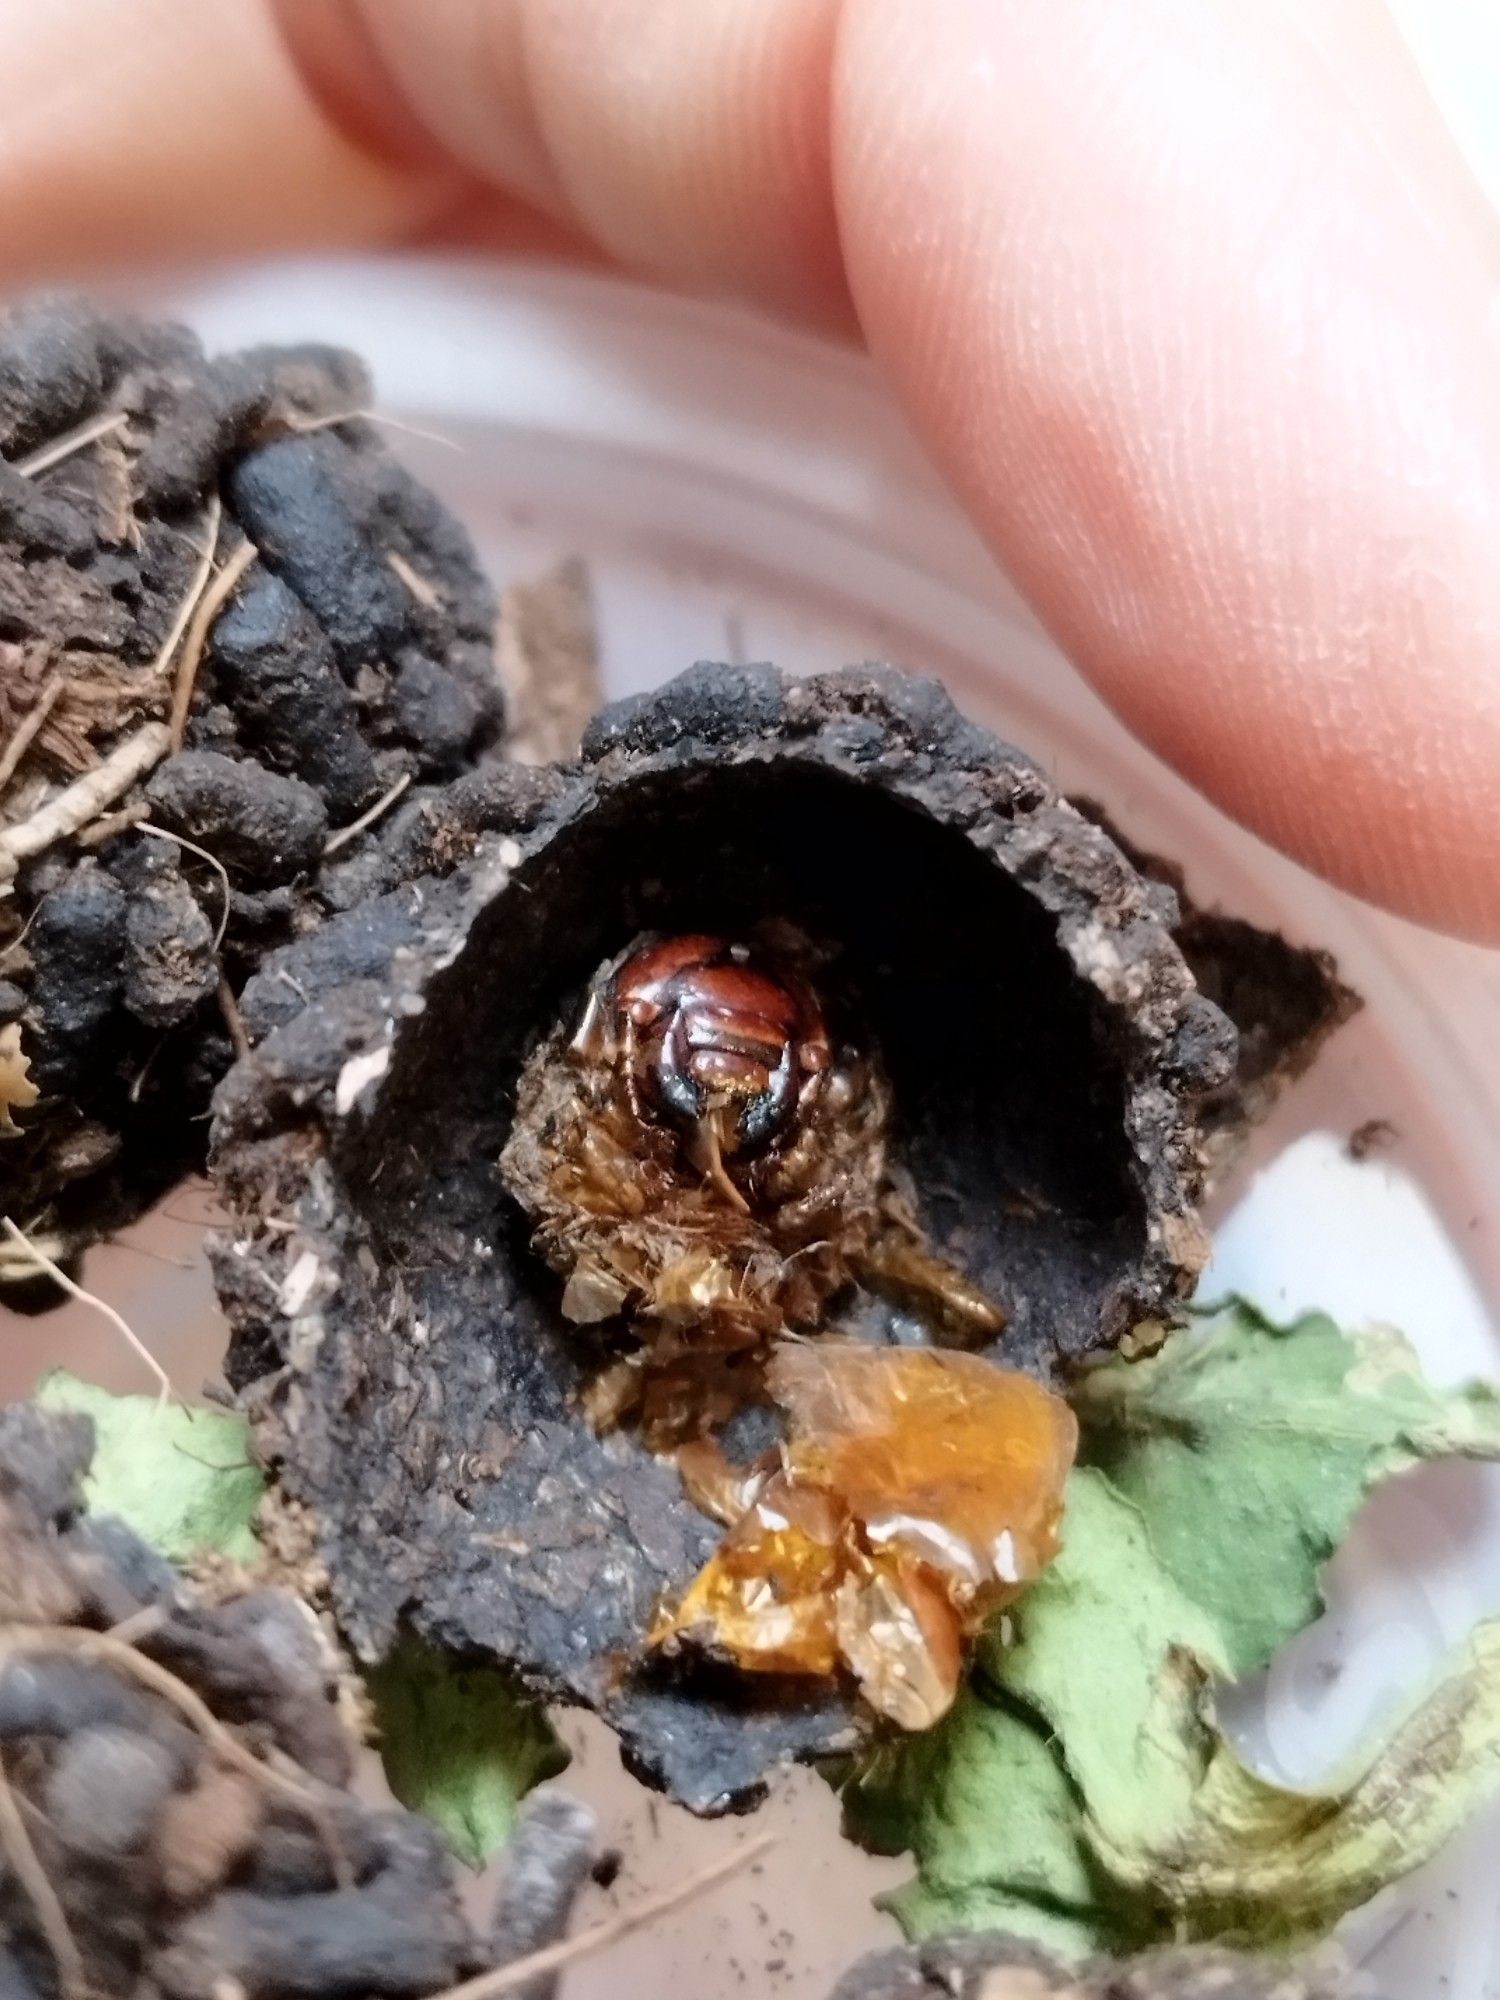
[20,256,1500,1999]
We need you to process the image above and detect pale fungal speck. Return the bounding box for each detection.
[278,1251,322,1318]
[333,1042,391,1116]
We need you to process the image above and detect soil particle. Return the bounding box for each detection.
[210,570,382,820]
[119,843,218,1029]
[227,431,409,666]
[24,862,127,1092]
[0,297,108,458]
[488,1788,599,2000]
[44,1724,181,1858]
[146,750,328,885]
[388,653,487,776]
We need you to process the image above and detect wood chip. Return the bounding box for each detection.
[0,1023,39,1137]
[0,720,171,882]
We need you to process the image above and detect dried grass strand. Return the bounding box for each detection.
[282,407,462,452]
[385,550,441,609]
[12,409,129,480]
[0,673,64,795]
[169,538,257,751]
[432,1834,776,2000]
[0,1215,173,1404]
[0,1747,84,2000]
[323,770,411,857]
[75,800,149,849]
[150,492,222,681]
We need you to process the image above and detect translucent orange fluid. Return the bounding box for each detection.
[653,1342,1078,1729]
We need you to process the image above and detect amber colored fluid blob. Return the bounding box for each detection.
[653,1342,1078,1729]
[660,1480,844,1677]
[770,1342,1077,1596]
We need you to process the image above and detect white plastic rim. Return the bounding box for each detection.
[85,253,1500,1996]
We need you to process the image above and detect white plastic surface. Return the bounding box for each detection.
[56,257,1500,1995]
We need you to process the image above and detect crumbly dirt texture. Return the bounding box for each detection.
[1078,813,1359,1180]
[212,661,1238,1812]
[0,1399,601,2000]
[829,1933,1358,2000]
[0,294,518,1272]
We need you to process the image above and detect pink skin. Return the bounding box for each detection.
[5,0,1498,936]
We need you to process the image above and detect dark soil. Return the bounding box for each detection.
[0,1400,597,2000]
[0,296,510,1274]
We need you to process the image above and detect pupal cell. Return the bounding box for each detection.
[213,662,1234,1811]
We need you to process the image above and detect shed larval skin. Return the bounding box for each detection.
[500,929,1004,1439]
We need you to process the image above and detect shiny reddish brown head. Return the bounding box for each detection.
[608,934,829,1154]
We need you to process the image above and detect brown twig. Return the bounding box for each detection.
[0,1747,84,2000]
[0,1623,352,1886]
[0,900,41,973]
[0,720,171,882]
[0,672,64,794]
[0,1214,174,1403]
[431,1834,776,2000]
[217,973,251,1060]
[150,492,222,681]
[169,538,257,751]
[386,549,442,609]
[323,770,412,857]
[12,408,129,480]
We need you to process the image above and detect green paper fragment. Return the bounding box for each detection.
[36,1369,263,1564]
[369,1630,569,1868]
[1073,1302,1500,1674]
[1092,1616,1500,1946]
[844,1300,1500,1958]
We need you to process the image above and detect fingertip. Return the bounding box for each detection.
[0,0,445,283]
[834,0,1500,938]
[332,0,856,329]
